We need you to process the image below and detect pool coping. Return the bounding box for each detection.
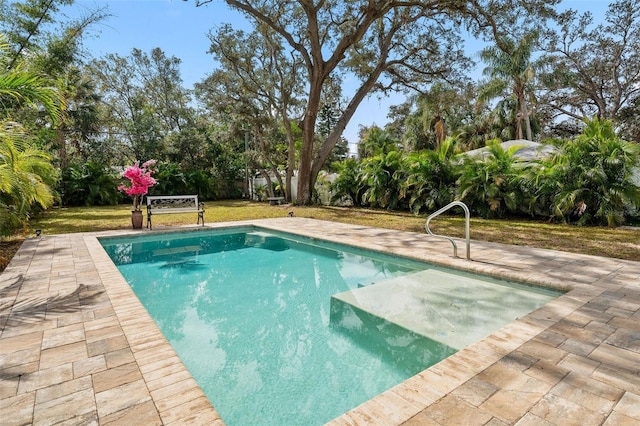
[1,218,639,425]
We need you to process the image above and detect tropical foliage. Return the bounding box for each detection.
[359,151,405,210]
[332,119,640,226]
[479,32,538,141]
[456,141,523,218]
[0,124,58,233]
[60,161,120,207]
[329,159,363,206]
[149,161,220,200]
[0,31,62,234]
[399,138,458,214]
[538,120,640,226]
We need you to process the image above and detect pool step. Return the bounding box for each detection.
[329,296,458,370]
[152,245,202,257]
[331,269,555,350]
[244,232,290,251]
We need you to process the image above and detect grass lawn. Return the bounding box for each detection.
[1,200,639,271]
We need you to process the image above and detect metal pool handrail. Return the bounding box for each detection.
[425,201,471,260]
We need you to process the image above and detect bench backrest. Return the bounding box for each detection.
[146,195,199,210]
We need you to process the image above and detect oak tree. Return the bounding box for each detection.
[538,0,640,137]
[197,24,306,201]
[194,0,558,204]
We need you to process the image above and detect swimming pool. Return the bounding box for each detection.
[100,227,560,425]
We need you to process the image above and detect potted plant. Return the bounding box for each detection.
[118,160,157,228]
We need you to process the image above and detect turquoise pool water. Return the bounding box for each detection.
[100,227,560,425]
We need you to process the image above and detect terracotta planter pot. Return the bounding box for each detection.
[131,210,143,229]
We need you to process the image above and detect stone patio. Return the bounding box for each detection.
[1,218,639,425]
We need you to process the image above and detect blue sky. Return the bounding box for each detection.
[64,0,610,147]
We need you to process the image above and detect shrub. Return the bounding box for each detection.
[539,119,640,226]
[456,140,522,218]
[60,162,121,207]
[1,126,58,233]
[329,158,363,206]
[400,138,458,214]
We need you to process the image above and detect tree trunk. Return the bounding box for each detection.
[285,139,295,203]
[298,56,386,204]
[434,115,446,146]
[281,108,296,203]
[57,127,68,169]
[310,65,384,182]
[258,169,275,199]
[296,70,324,205]
[267,160,285,197]
[515,109,523,140]
[521,94,532,141]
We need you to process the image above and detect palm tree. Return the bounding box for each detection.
[54,67,101,168]
[479,32,538,141]
[400,137,458,213]
[359,150,404,209]
[357,126,399,158]
[329,158,364,206]
[0,35,62,233]
[0,34,62,122]
[0,125,58,232]
[541,119,640,226]
[456,140,523,218]
[0,71,61,120]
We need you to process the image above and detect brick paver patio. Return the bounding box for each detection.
[1,218,639,425]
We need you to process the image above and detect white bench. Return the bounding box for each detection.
[267,196,285,205]
[146,195,204,230]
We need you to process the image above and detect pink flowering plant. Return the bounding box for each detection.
[118,160,157,211]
